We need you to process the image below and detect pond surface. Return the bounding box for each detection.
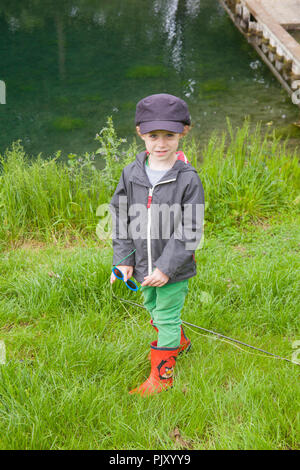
[0,0,299,159]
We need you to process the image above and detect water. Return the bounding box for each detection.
[0,0,299,159]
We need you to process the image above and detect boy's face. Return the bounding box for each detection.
[136,127,189,162]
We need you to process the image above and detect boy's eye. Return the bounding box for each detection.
[149,133,175,138]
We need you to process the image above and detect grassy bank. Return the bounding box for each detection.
[0,119,299,449]
[0,118,299,245]
[0,214,299,449]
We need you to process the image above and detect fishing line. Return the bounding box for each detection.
[110,287,299,365]
[182,322,294,361]
[109,250,299,365]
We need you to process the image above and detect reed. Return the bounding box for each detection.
[0,118,298,246]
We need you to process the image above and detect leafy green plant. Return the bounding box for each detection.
[95,116,127,192]
[66,152,96,179]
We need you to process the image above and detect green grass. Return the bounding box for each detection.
[0,214,299,450]
[0,119,299,449]
[0,118,299,245]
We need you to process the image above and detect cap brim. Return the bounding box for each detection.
[139,121,184,134]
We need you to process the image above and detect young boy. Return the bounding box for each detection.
[110,93,204,396]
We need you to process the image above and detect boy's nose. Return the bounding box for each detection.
[156,137,167,146]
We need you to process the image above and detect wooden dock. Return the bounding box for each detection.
[219,0,300,106]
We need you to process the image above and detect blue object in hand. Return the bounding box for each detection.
[112,267,141,292]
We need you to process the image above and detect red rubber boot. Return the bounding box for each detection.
[150,319,158,333]
[130,341,179,396]
[178,325,192,354]
[149,319,191,355]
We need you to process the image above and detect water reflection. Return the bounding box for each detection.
[186,0,201,18]
[55,14,66,81]
[0,0,298,157]
[153,0,184,72]
[156,0,202,67]
[7,16,20,33]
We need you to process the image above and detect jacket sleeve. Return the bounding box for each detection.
[109,169,135,267]
[153,172,204,278]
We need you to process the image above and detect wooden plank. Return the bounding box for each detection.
[259,0,300,27]
[219,0,297,96]
[219,0,300,105]
[245,0,300,63]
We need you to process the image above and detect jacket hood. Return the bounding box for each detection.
[129,151,197,187]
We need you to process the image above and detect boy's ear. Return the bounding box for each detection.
[179,125,191,138]
[136,126,143,138]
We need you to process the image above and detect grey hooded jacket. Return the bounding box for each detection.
[109,151,205,285]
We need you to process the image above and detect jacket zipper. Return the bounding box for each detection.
[146,179,176,276]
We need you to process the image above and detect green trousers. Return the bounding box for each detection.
[141,280,189,348]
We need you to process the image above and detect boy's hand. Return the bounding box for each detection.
[141,268,169,287]
[110,265,134,285]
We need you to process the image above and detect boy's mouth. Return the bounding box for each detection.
[155,150,168,155]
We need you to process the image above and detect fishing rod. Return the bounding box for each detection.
[110,289,299,366]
